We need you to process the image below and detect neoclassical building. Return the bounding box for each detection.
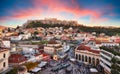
[44,39,62,55]
[75,45,100,66]
[0,48,10,73]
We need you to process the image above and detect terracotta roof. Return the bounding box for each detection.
[77,45,90,50]
[90,38,95,40]
[114,39,120,43]
[38,50,44,53]
[37,33,44,37]
[61,36,70,40]
[42,53,49,57]
[48,40,58,44]
[95,40,102,44]
[42,53,50,61]
[9,54,27,63]
[77,45,100,54]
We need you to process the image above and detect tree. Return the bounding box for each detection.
[7,28,11,32]
[2,30,5,33]
[34,31,39,35]
[25,20,120,36]
[16,25,20,29]
[33,31,39,40]
[18,32,24,35]
[24,62,38,71]
[6,68,17,74]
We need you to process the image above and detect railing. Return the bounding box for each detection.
[100,57,111,66]
[100,53,111,60]
[100,62,111,72]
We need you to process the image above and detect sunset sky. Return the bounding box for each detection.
[0,0,120,27]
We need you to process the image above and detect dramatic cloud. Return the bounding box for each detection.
[0,0,120,27]
[33,0,103,19]
[0,0,107,21]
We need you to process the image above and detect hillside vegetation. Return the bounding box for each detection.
[23,20,120,36]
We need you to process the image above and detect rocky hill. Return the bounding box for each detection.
[22,19,120,36]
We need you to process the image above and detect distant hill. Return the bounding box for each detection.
[0,25,7,29]
[0,25,7,32]
[22,19,120,36]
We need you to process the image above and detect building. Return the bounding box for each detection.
[0,48,10,73]
[75,45,100,66]
[42,53,50,61]
[100,49,113,74]
[34,53,43,61]
[101,42,119,46]
[9,54,27,66]
[96,37,110,42]
[100,46,120,74]
[88,40,119,47]
[2,39,11,48]
[44,39,62,54]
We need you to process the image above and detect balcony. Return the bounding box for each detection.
[100,62,111,72]
[100,53,111,60]
[100,57,111,66]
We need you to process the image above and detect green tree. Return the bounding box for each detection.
[24,62,38,71]
[6,68,17,74]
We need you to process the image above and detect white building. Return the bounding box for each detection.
[0,48,10,73]
[101,42,119,46]
[44,40,62,54]
[10,36,22,41]
[75,45,100,66]
[19,33,31,40]
[100,49,113,74]
[2,40,10,48]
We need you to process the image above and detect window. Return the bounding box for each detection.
[82,55,84,62]
[79,54,81,60]
[96,59,99,65]
[3,62,6,67]
[85,56,87,62]
[3,53,6,58]
[76,54,78,59]
[92,58,95,65]
[89,57,91,64]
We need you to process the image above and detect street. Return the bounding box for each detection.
[41,45,91,74]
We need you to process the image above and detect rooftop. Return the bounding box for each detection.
[77,45,100,54]
[9,54,27,63]
[48,39,58,44]
[0,48,9,53]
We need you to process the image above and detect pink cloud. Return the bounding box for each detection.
[34,0,103,18]
[0,0,109,22]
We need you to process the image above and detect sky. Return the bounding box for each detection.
[0,0,120,27]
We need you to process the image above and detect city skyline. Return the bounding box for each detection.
[0,0,120,27]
